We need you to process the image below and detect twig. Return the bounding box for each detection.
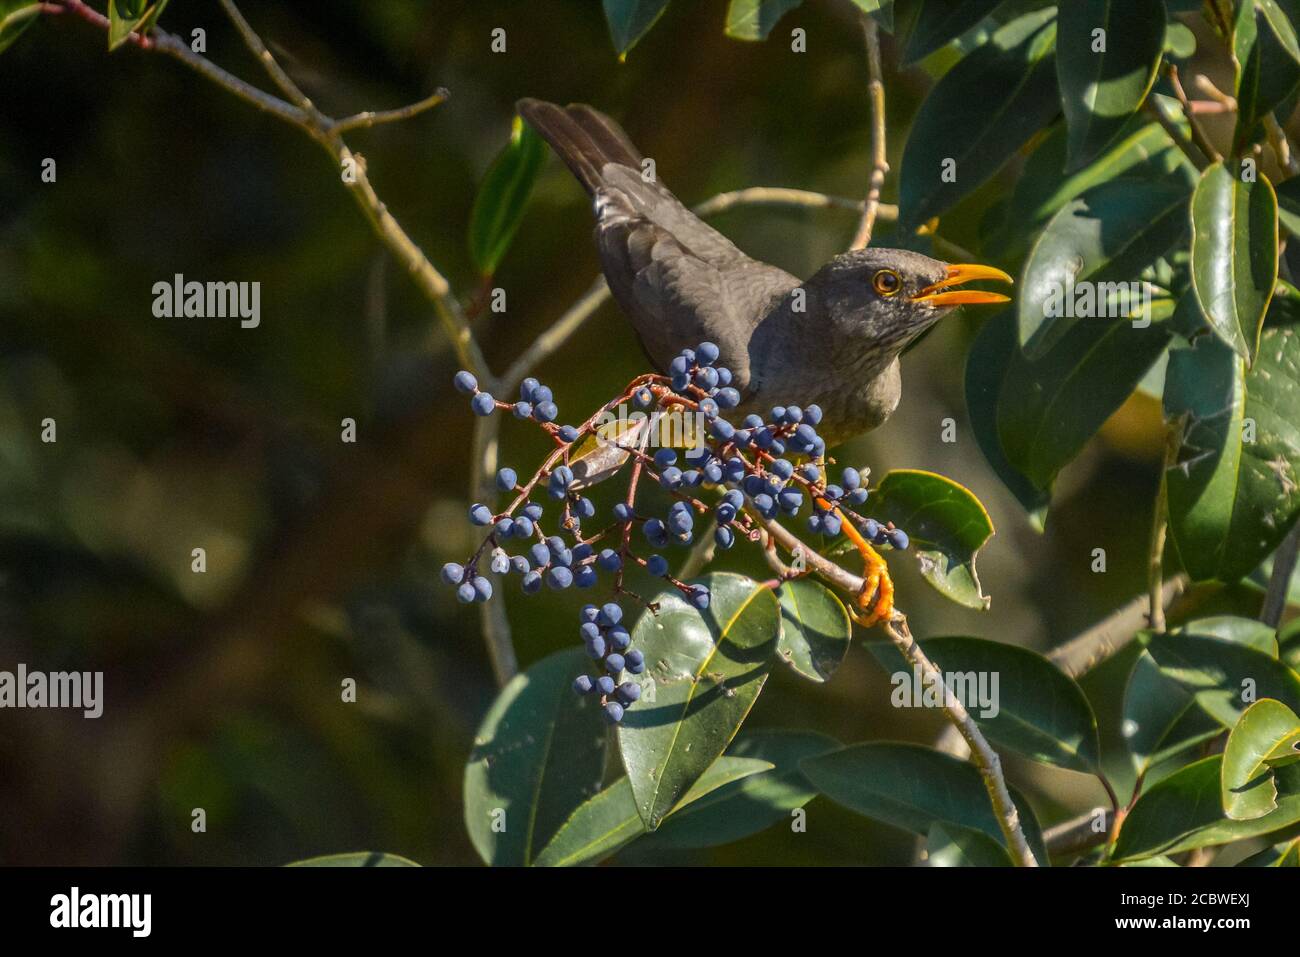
[1166,64,1222,164]
[471,414,518,685]
[757,514,1038,866]
[1262,524,1300,628]
[1192,73,1236,111]
[217,0,319,117]
[1044,808,1111,857]
[850,14,888,250]
[1147,424,1179,634]
[1047,575,1189,678]
[1145,95,1210,171]
[1264,114,1300,177]
[332,89,452,136]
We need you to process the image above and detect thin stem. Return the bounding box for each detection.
[1166,64,1222,165]
[756,514,1038,866]
[217,0,318,116]
[1261,523,1300,628]
[850,14,889,250]
[1264,114,1300,177]
[1148,423,1179,634]
[1145,94,1209,171]
[1047,575,1189,678]
[332,89,452,136]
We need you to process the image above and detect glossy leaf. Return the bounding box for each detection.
[898,0,1002,64]
[1178,614,1279,655]
[107,0,159,52]
[1233,0,1300,154]
[1056,0,1166,169]
[1018,177,1187,358]
[533,756,772,867]
[965,310,1050,523]
[868,636,1101,772]
[601,0,671,54]
[774,579,851,681]
[856,469,995,609]
[1189,163,1278,364]
[1163,316,1300,583]
[724,0,802,41]
[1237,837,1300,865]
[286,852,419,867]
[0,1,40,56]
[618,572,781,829]
[1277,175,1300,236]
[1142,629,1300,727]
[463,647,607,866]
[1258,0,1300,63]
[468,118,546,277]
[1221,698,1300,820]
[898,8,1059,228]
[1122,650,1222,774]
[925,822,1013,866]
[643,730,840,850]
[800,742,1048,862]
[1113,756,1300,860]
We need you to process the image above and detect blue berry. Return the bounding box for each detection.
[672,372,691,392]
[669,355,690,376]
[841,467,861,491]
[644,518,669,548]
[743,414,764,430]
[694,366,718,390]
[471,393,496,416]
[716,502,737,524]
[654,448,678,468]
[808,513,823,534]
[794,423,817,446]
[598,548,622,571]
[559,424,579,442]
[602,701,625,724]
[472,576,493,601]
[496,467,517,491]
[625,649,645,674]
[716,387,740,409]
[633,387,653,408]
[770,406,786,423]
[613,502,634,522]
[716,367,733,386]
[783,405,803,424]
[532,385,554,405]
[529,542,550,568]
[863,518,880,540]
[698,397,719,418]
[490,552,510,574]
[646,554,669,576]
[616,681,641,704]
[440,562,464,585]
[710,418,735,441]
[660,466,683,490]
[574,497,596,520]
[523,502,543,522]
[586,634,608,659]
[696,341,720,365]
[519,377,540,402]
[822,514,842,537]
[456,582,477,603]
[469,503,493,526]
[510,555,530,575]
[512,515,534,538]
[888,528,909,550]
[599,602,623,626]
[513,401,532,419]
[770,459,794,480]
[606,653,626,674]
[715,525,735,549]
[534,400,558,423]
[688,586,710,610]
[847,488,869,506]
[545,566,574,590]
[608,626,632,651]
[778,489,803,513]
[703,461,724,483]
[580,604,600,623]
[723,489,745,510]
[495,516,514,538]
[575,565,598,588]
[573,675,594,695]
[453,370,478,394]
[522,571,543,593]
[667,508,693,535]
[596,675,616,696]
[804,404,823,426]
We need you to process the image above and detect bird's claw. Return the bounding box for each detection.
[838,507,894,627]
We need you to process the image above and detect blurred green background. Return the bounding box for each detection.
[0,0,1273,865]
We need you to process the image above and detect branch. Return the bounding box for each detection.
[1147,423,1179,634]
[1166,64,1222,165]
[332,89,451,136]
[1047,575,1190,678]
[1145,94,1210,171]
[757,515,1038,866]
[217,0,318,116]
[850,13,889,250]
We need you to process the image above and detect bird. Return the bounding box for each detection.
[516,98,1012,448]
[516,98,1012,625]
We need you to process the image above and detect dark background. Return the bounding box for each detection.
[0,0,1271,865]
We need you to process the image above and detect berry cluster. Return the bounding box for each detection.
[443,342,910,724]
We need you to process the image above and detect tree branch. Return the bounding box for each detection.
[1047,575,1190,678]
[850,13,889,250]
[756,514,1038,866]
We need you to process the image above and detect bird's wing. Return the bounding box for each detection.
[594,166,799,389]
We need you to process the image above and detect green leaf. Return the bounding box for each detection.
[774,579,851,681]
[868,636,1101,773]
[1178,614,1279,655]
[601,0,671,55]
[989,117,1195,260]
[965,310,1051,523]
[724,0,802,41]
[925,822,1013,866]
[1233,0,1300,154]
[897,0,1003,64]
[286,852,419,867]
[998,318,1172,495]
[1237,837,1300,865]
[1258,0,1300,64]
[848,0,894,32]
[1189,163,1279,364]
[1142,629,1300,726]
[1277,175,1300,236]
[0,2,41,56]
[1056,0,1166,170]
[533,756,773,867]
[1018,177,1188,358]
[462,647,607,866]
[618,572,781,829]
[857,469,995,609]
[800,742,1048,863]
[1113,756,1300,860]
[468,118,546,277]
[107,0,156,51]
[898,8,1060,228]
[1163,314,1300,583]
[1221,698,1300,820]
[642,730,841,850]
[1122,650,1223,774]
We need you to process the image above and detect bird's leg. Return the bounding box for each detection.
[814,495,893,626]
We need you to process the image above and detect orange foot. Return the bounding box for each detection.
[820,499,893,627]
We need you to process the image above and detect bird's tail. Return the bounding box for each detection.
[516,98,643,196]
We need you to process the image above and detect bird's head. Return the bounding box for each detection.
[808,247,1012,357]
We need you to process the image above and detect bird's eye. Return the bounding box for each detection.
[872,269,902,297]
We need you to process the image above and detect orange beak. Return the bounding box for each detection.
[912,263,1013,307]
